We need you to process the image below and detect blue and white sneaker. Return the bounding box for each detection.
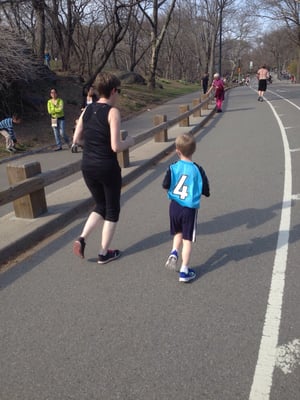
[165,252,178,271]
[179,269,196,283]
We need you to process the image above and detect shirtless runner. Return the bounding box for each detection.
[256,64,270,102]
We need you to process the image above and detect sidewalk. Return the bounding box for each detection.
[0,93,215,265]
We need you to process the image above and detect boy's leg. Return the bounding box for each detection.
[1,130,15,150]
[165,201,182,270]
[178,209,197,283]
[165,232,182,271]
[172,232,182,253]
[179,239,196,282]
[181,239,192,271]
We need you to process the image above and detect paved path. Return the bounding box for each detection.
[1,83,300,400]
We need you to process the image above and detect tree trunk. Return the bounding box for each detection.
[32,0,46,62]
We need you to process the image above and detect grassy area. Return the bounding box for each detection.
[118,79,199,117]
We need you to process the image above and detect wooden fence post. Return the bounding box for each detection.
[179,105,189,127]
[6,161,47,218]
[117,130,130,168]
[153,115,168,142]
[201,94,209,110]
[192,99,201,117]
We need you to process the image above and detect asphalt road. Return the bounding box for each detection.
[0,82,299,400]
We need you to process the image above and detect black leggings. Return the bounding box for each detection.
[82,164,122,222]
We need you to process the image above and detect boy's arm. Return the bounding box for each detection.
[162,167,171,189]
[196,164,210,197]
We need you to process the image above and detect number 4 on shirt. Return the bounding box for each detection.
[173,174,188,200]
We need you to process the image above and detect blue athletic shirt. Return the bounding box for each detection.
[167,160,203,208]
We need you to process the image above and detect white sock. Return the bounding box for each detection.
[180,265,188,274]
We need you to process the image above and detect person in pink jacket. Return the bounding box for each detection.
[207,73,225,112]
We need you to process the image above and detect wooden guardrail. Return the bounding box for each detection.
[0,93,214,218]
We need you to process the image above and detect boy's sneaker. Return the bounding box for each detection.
[179,269,196,283]
[165,252,179,271]
[98,249,121,264]
[7,147,16,153]
[73,237,86,258]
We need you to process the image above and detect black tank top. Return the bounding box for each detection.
[81,102,118,169]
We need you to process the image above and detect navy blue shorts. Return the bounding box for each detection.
[169,200,198,242]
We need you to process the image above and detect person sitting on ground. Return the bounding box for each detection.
[0,114,21,153]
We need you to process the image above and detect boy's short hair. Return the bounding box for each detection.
[175,133,196,157]
[95,72,121,99]
[12,113,21,122]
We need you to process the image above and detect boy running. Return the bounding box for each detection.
[162,133,210,282]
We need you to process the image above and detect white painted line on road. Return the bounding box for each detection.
[284,126,294,130]
[290,148,300,152]
[268,89,300,111]
[249,100,292,400]
[275,339,300,374]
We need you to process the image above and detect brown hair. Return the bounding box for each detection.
[12,113,21,122]
[175,133,196,157]
[95,72,121,99]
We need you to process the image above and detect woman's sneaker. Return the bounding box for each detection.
[179,269,196,283]
[73,237,86,258]
[165,251,178,271]
[98,249,121,264]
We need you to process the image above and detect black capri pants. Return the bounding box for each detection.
[82,161,122,222]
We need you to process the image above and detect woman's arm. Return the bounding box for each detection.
[47,100,53,116]
[72,111,84,146]
[109,107,134,152]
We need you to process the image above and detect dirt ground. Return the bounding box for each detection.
[0,76,84,158]
[0,75,154,159]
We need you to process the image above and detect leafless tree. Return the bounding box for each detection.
[122,7,151,72]
[138,0,177,89]
[32,0,46,61]
[0,0,46,60]
[82,0,138,87]
[249,0,300,79]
